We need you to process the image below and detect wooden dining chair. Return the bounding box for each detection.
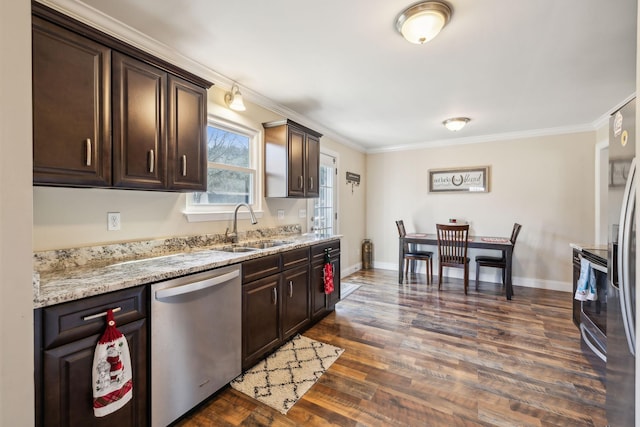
[475,223,522,291]
[436,223,470,294]
[396,220,433,284]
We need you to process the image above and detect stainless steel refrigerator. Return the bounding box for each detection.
[607,97,636,426]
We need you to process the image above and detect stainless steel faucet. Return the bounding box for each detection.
[226,203,258,243]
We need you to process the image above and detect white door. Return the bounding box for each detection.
[309,152,337,235]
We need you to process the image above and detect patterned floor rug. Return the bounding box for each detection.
[230,334,344,414]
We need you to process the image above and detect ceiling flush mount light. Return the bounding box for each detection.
[224,84,246,111]
[443,117,470,131]
[396,1,452,44]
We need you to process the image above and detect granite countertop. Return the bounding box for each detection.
[34,228,341,309]
[569,242,607,252]
[569,242,608,265]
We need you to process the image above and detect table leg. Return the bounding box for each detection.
[398,237,404,284]
[505,247,513,300]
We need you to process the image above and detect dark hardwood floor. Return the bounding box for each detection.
[176,269,606,426]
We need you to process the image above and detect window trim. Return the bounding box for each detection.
[184,115,262,222]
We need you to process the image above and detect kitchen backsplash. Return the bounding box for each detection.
[34,224,302,273]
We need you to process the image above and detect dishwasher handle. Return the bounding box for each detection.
[155,269,239,300]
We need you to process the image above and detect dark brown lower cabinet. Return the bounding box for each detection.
[35,286,148,427]
[242,273,282,370]
[241,241,340,370]
[310,241,341,320]
[241,248,312,370]
[281,265,311,341]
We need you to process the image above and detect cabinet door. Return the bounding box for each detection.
[287,126,306,197]
[32,17,111,187]
[327,258,341,309]
[112,52,166,189]
[305,134,320,198]
[42,319,147,427]
[167,75,207,191]
[242,274,281,370]
[282,265,310,341]
[310,262,327,320]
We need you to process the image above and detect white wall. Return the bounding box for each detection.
[366,131,598,290]
[0,0,35,425]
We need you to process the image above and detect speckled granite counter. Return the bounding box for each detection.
[34,226,341,309]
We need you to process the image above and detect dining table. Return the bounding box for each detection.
[399,232,515,300]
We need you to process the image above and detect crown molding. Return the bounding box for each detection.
[367,123,598,154]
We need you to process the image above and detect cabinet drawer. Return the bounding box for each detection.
[282,247,309,270]
[242,254,281,283]
[311,240,341,263]
[41,285,147,350]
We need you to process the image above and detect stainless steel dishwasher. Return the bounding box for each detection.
[151,264,241,427]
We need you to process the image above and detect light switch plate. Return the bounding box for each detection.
[298,209,306,218]
[277,209,285,220]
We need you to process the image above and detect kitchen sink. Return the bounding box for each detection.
[218,246,259,253]
[245,240,293,249]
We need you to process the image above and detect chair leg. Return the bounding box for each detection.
[404,260,409,283]
[464,265,468,295]
[438,264,443,290]
[475,264,480,291]
[428,258,433,285]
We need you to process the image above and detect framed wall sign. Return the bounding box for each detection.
[429,166,490,193]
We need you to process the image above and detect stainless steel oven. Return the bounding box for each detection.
[578,250,608,365]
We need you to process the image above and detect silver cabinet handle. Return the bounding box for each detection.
[288,280,293,297]
[309,176,313,190]
[182,155,187,176]
[298,176,303,189]
[85,138,92,166]
[272,287,278,305]
[83,306,121,321]
[148,150,155,173]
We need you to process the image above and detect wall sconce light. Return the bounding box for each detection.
[442,117,470,131]
[396,1,452,44]
[224,84,246,111]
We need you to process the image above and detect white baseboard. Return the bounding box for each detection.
[340,263,361,279]
[372,261,571,293]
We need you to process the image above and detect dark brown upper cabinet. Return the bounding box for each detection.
[167,76,208,191]
[112,52,167,189]
[264,120,322,198]
[32,16,112,187]
[31,3,211,192]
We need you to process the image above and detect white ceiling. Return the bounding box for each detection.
[49,0,637,152]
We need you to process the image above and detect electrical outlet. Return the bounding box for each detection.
[277,209,285,220]
[298,209,306,218]
[107,212,121,231]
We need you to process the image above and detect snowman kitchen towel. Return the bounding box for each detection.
[92,309,133,417]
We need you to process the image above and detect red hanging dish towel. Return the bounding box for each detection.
[92,309,133,417]
[323,249,334,294]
